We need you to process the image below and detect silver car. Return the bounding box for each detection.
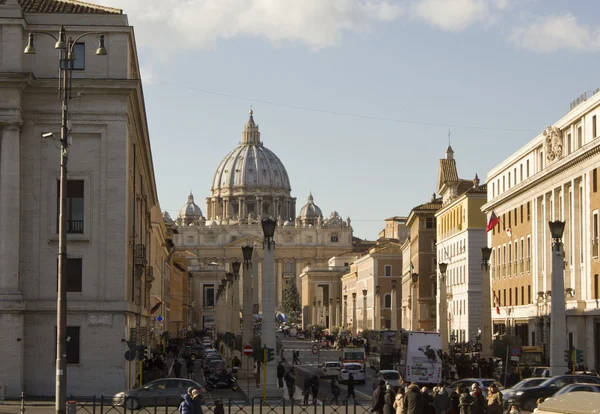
[318,361,342,378]
[113,378,205,409]
[375,370,402,391]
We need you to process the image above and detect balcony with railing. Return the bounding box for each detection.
[67,220,84,234]
[135,244,147,266]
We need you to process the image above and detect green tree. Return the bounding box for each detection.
[282,282,302,324]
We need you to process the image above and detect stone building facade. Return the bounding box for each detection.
[482,91,600,370]
[435,145,488,350]
[0,0,164,397]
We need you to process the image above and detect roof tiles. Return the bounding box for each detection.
[9,0,122,14]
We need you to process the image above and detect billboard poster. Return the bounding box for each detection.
[406,332,442,384]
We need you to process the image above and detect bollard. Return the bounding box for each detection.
[67,400,77,414]
[20,392,25,414]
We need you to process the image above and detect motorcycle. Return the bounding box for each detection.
[205,371,239,392]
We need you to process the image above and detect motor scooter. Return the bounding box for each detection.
[205,371,239,392]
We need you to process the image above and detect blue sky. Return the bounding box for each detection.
[103,0,600,239]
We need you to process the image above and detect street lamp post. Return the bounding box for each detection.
[343,295,348,329]
[548,220,567,376]
[375,285,381,330]
[480,248,493,358]
[411,273,419,330]
[336,297,341,327]
[24,26,107,414]
[438,263,448,351]
[351,293,357,336]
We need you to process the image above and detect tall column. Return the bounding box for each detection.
[362,290,368,331]
[0,124,21,293]
[276,259,284,307]
[329,298,334,329]
[550,233,567,376]
[480,258,492,359]
[261,226,279,395]
[238,198,242,218]
[391,280,398,332]
[351,293,357,336]
[336,297,341,327]
[343,295,348,328]
[439,275,449,352]
[242,259,254,348]
[412,282,418,330]
[252,248,259,315]
[257,258,263,313]
[312,298,317,325]
[318,301,322,325]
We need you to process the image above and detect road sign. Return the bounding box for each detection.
[312,344,319,355]
[510,356,520,362]
[124,350,136,361]
[243,344,253,356]
[156,315,163,323]
[510,346,522,357]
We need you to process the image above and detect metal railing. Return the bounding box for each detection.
[67,219,84,233]
[17,396,373,414]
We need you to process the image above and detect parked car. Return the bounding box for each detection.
[338,362,365,384]
[180,345,205,361]
[531,367,551,378]
[447,378,503,398]
[375,370,402,391]
[113,378,205,409]
[203,359,227,377]
[201,353,223,368]
[318,361,342,378]
[501,377,547,401]
[552,382,600,396]
[504,374,600,411]
[296,332,305,340]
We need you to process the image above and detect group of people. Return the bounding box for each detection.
[370,381,504,414]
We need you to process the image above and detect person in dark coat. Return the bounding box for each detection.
[470,384,485,414]
[178,389,200,414]
[277,362,285,389]
[372,380,386,414]
[450,387,460,414]
[331,378,341,405]
[383,383,396,414]
[346,374,356,401]
[284,367,298,401]
[404,384,424,414]
[173,358,182,378]
[433,385,451,414]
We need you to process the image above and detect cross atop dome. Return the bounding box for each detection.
[242,108,261,145]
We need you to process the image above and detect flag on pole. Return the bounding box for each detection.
[486,211,500,233]
[493,294,500,315]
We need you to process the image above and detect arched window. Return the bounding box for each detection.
[384,293,391,308]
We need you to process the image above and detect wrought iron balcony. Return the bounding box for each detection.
[67,220,84,234]
[135,244,147,266]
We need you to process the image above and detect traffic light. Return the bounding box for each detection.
[576,349,584,364]
[253,347,264,363]
[138,345,147,361]
[564,349,571,363]
[266,347,275,362]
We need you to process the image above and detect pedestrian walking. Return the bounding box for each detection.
[372,380,386,414]
[285,367,298,401]
[459,387,474,414]
[393,388,405,414]
[173,358,182,378]
[346,373,356,401]
[302,376,311,405]
[277,361,286,389]
[186,359,195,380]
[470,384,485,414]
[330,378,341,405]
[403,384,424,414]
[486,384,503,414]
[178,388,200,414]
[383,383,396,414]
[295,350,301,365]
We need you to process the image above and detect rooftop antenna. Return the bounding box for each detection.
[448,128,451,146]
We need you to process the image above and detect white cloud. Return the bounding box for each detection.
[409,0,496,32]
[509,13,600,53]
[100,0,403,56]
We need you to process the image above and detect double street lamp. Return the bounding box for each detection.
[548,220,566,376]
[24,26,107,414]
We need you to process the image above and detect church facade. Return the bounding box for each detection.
[170,111,353,330]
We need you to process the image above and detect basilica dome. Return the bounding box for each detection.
[299,192,322,225]
[211,110,291,196]
[206,111,296,221]
[179,192,203,225]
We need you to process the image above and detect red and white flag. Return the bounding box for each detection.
[486,211,500,233]
[493,293,501,315]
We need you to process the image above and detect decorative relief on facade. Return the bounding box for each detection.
[543,126,563,163]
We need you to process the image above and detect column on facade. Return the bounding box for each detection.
[391,280,398,332]
[342,295,348,328]
[317,301,322,325]
[336,297,341,327]
[329,298,333,329]
[312,298,317,326]
[242,260,253,348]
[277,259,284,307]
[223,197,229,219]
[351,293,357,336]
[0,124,20,293]
[258,258,263,313]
